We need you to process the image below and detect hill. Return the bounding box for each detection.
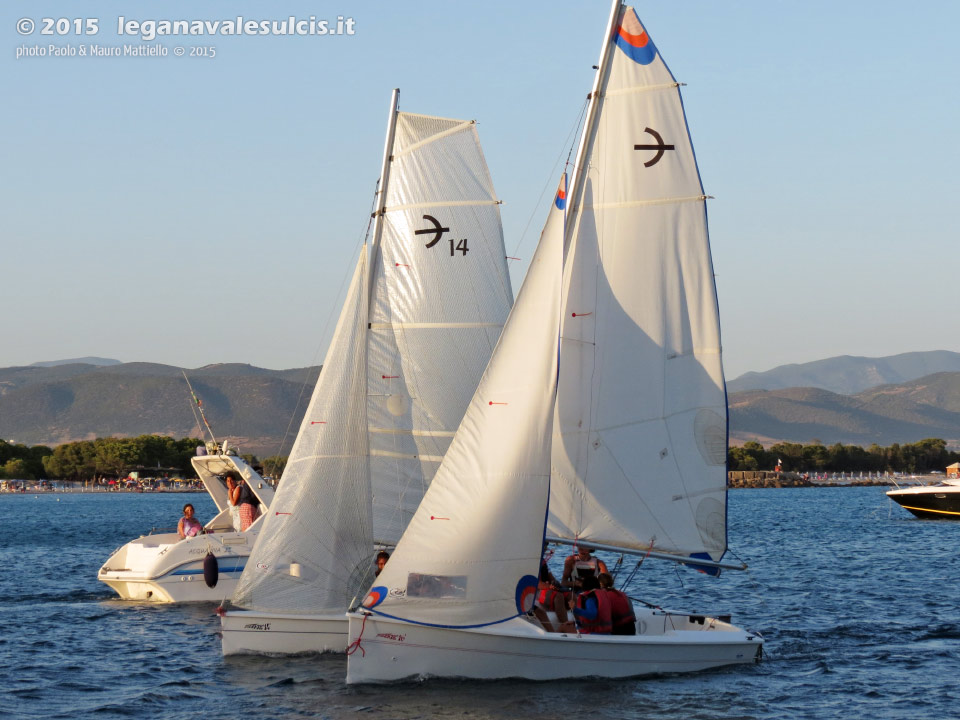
[0,362,319,456]
[727,350,960,395]
[30,357,121,367]
[729,372,960,448]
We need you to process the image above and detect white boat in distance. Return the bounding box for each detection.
[346,1,762,682]
[220,90,513,655]
[98,449,274,603]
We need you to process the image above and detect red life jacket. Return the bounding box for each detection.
[605,588,636,635]
[575,589,612,634]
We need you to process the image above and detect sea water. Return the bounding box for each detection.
[1,487,958,719]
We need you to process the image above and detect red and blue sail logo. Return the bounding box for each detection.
[515,574,539,614]
[362,585,388,608]
[554,173,567,211]
[615,7,657,65]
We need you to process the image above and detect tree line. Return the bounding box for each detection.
[4,435,957,481]
[729,438,960,474]
[0,436,287,481]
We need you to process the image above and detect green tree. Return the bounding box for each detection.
[262,455,287,478]
[2,458,31,479]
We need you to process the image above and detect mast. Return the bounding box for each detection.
[368,88,400,301]
[562,0,622,255]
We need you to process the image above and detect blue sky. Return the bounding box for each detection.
[3,1,958,380]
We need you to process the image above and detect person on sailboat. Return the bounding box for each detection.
[375,551,390,577]
[533,559,569,632]
[597,572,636,635]
[561,545,608,590]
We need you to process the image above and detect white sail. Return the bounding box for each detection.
[234,249,372,614]
[367,112,513,545]
[363,187,565,627]
[548,6,728,563]
[231,106,512,617]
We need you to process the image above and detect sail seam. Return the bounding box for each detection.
[559,407,725,436]
[603,81,680,98]
[370,449,443,462]
[584,195,706,210]
[392,119,475,158]
[383,200,500,213]
[369,322,504,330]
[368,428,455,437]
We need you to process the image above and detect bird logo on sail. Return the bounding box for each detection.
[615,7,657,65]
[554,173,567,211]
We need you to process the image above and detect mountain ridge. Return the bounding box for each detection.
[728,350,960,395]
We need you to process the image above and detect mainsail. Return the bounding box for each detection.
[548,6,728,564]
[232,98,513,616]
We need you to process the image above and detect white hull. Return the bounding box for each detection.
[345,608,762,683]
[99,453,273,603]
[99,530,255,603]
[221,610,348,655]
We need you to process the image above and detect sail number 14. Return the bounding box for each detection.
[415,214,469,257]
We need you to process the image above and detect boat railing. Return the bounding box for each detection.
[145,526,179,536]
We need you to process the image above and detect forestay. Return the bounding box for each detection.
[548,6,728,563]
[364,187,565,627]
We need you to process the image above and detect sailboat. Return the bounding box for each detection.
[219,90,514,655]
[345,2,762,682]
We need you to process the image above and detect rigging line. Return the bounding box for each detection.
[182,371,216,444]
[507,97,588,263]
[271,181,379,465]
[184,378,206,442]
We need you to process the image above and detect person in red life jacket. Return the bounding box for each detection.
[561,545,609,591]
[570,575,609,633]
[597,572,636,635]
[532,558,569,632]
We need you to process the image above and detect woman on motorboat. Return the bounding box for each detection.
[178,503,203,539]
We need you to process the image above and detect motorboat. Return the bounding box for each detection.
[98,447,274,602]
[887,477,960,519]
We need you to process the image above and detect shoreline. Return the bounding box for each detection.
[728,470,913,489]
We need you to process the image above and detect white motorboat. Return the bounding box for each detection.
[99,449,274,603]
[220,90,514,655]
[346,1,762,682]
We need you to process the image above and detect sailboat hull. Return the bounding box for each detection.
[345,609,762,683]
[220,610,348,655]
